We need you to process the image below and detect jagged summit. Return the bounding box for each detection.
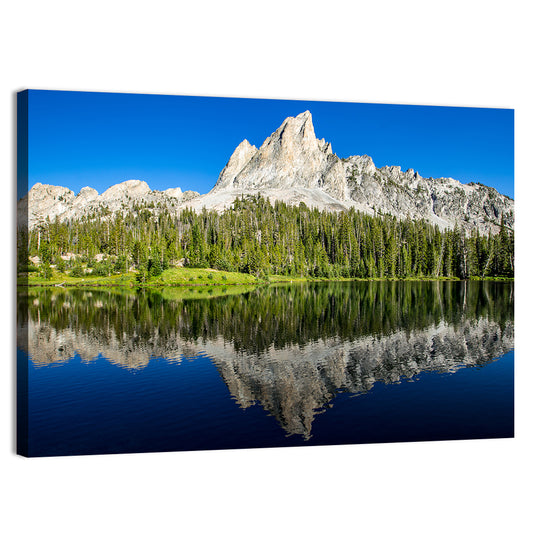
[189,111,514,234]
[267,109,318,151]
[214,139,258,191]
[213,110,338,194]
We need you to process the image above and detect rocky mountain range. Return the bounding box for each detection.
[19,110,514,234]
[18,179,200,230]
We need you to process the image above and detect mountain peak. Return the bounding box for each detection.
[213,139,258,191]
[212,111,335,193]
[164,187,183,198]
[101,180,151,199]
[284,109,312,125]
[268,110,316,148]
[289,110,312,123]
[199,111,514,234]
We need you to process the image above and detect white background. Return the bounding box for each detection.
[1,1,532,531]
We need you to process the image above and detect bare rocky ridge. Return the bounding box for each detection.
[19,111,513,234]
[18,179,200,229]
[185,110,513,234]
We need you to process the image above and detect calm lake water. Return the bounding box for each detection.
[17,281,514,457]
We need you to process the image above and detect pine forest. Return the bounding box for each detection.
[19,196,514,282]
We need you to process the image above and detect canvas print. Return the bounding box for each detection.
[16,90,514,457]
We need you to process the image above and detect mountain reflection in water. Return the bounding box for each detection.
[18,281,514,442]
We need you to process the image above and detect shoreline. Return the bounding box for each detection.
[18,274,514,289]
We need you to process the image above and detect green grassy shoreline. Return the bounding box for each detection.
[17,267,513,288]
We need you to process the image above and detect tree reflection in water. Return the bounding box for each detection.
[18,281,514,438]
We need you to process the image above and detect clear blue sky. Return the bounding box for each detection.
[25,90,514,199]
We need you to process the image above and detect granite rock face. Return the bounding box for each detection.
[187,111,514,234]
[214,111,337,192]
[19,180,200,229]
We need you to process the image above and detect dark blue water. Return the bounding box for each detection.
[17,281,514,457]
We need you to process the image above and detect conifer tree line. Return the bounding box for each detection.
[19,196,514,279]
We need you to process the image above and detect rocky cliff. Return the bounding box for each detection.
[18,180,200,229]
[185,111,513,234]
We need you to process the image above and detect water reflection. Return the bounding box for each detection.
[18,281,514,438]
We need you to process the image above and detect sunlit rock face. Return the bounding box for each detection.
[18,180,200,230]
[17,183,75,230]
[187,111,514,234]
[214,111,338,193]
[18,282,514,439]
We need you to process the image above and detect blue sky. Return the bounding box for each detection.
[25,90,514,199]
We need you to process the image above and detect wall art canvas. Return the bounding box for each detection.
[16,90,514,457]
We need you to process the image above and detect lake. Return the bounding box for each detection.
[17,281,514,457]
